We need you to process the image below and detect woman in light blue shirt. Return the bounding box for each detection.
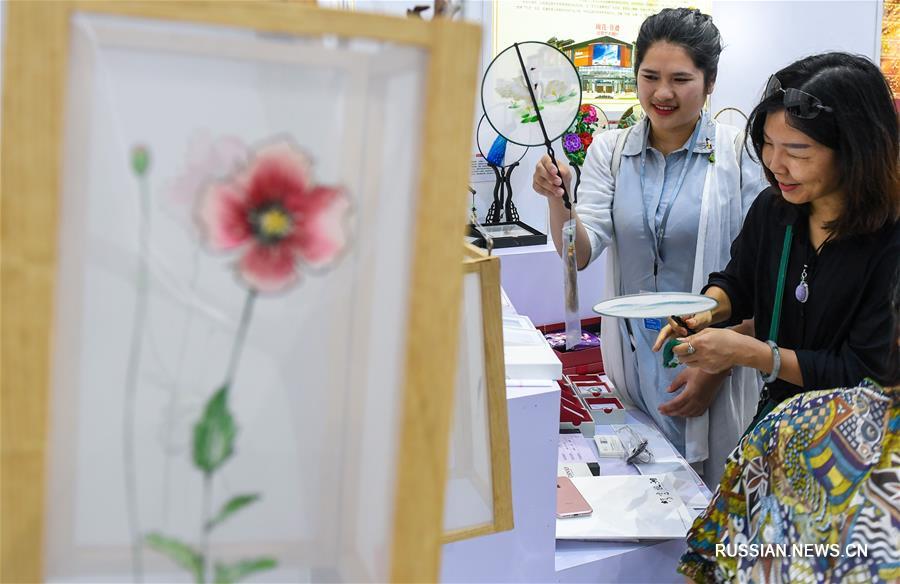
[533,8,768,485]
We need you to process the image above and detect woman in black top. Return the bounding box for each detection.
[653,52,900,417]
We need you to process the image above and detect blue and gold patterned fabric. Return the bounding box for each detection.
[678,380,899,583]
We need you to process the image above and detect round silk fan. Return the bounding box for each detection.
[476,114,528,168]
[482,41,580,208]
[617,103,644,129]
[476,114,529,224]
[592,104,610,133]
[714,107,749,128]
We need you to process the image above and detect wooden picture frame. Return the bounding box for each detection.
[442,244,513,543]
[1,2,480,582]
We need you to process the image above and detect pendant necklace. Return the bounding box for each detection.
[795,233,833,303]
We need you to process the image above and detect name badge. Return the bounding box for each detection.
[643,318,662,331]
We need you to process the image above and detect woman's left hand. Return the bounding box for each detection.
[672,328,746,374]
[658,368,727,418]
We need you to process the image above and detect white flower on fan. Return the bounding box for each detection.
[543,79,576,102]
[495,75,530,104]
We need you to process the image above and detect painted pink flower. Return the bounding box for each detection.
[168,133,249,205]
[196,140,349,293]
[165,132,250,231]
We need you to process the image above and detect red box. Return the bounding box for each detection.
[565,373,604,386]
[583,395,626,423]
[538,318,605,375]
[558,381,595,437]
[558,347,603,374]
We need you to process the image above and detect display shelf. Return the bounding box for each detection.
[492,240,557,257]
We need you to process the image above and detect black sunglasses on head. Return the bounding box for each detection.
[764,75,834,119]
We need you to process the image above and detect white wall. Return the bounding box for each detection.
[711,0,881,114]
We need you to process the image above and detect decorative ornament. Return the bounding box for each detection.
[795,265,809,303]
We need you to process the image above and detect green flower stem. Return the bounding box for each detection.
[201,474,213,584]
[224,289,257,391]
[193,288,256,582]
[123,166,152,582]
[161,248,202,526]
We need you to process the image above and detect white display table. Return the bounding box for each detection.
[442,402,707,583]
[441,293,710,583]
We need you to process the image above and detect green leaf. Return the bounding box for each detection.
[131,145,150,176]
[206,493,261,532]
[193,386,237,474]
[145,532,204,583]
[214,557,278,584]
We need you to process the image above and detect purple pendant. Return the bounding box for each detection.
[795,281,809,303]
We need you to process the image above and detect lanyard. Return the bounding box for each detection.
[769,224,793,343]
[638,118,703,284]
[753,223,793,410]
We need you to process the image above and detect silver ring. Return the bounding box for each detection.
[686,342,696,355]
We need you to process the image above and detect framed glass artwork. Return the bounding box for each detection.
[0,2,481,583]
[442,245,513,543]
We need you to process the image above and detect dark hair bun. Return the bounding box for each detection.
[634,7,722,89]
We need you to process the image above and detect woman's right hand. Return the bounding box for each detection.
[652,310,714,352]
[532,154,572,203]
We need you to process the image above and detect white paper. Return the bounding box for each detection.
[470,153,494,183]
[558,434,598,463]
[636,461,709,509]
[557,462,594,478]
[592,457,639,476]
[555,475,694,541]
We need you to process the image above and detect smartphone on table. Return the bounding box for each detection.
[556,476,593,518]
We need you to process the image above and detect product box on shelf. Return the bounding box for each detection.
[565,374,607,393]
[565,373,629,408]
[539,318,604,375]
[503,313,563,380]
[583,395,626,424]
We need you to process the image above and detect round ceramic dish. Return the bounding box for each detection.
[592,292,718,319]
